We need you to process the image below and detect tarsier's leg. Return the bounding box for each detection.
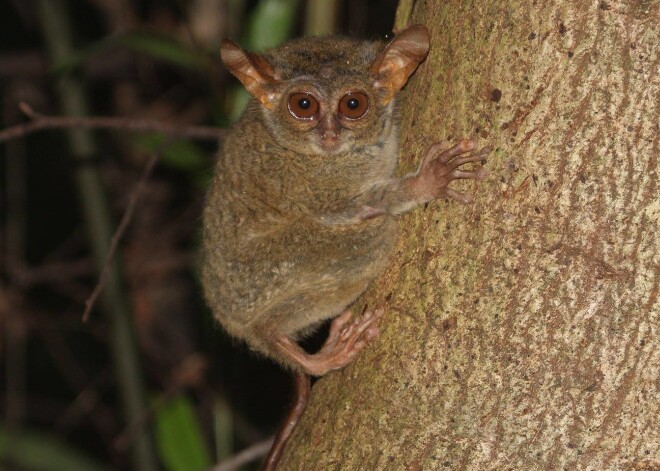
[260,310,380,469]
[269,308,384,377]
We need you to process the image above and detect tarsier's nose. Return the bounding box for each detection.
[321,128,338,142]
[318,114,341,148]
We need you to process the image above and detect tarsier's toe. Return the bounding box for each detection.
[365,325,380,341]
[311,308,385,373]
[326,309,353,343]
[339,312,368,342]
[337,309,383,352]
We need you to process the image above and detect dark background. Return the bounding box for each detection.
[0,0,397,470]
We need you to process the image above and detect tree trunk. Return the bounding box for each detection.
[280,0,659,469]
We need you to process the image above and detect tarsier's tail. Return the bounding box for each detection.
[262,372,311,471]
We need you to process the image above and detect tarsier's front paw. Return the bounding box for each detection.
[414,139,491,204]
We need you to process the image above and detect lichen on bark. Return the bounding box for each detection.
[280,1,659,469]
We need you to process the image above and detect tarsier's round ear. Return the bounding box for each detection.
[220,39,282,109]
[370,25,430,104]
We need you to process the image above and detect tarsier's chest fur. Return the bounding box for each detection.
[201,110,399,340]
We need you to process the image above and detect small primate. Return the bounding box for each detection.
[201,25,490,469]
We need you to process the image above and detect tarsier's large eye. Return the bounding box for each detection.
[338,92,369,119]
[288,93,319,119]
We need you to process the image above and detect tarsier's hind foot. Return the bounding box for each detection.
[416,139,492,204]
[315,308,384,371]
[273,308,384,377]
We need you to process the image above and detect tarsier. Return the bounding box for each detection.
[201,25,490,469]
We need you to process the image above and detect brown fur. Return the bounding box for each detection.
[201,25,488,373]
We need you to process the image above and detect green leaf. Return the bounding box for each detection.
[52,31,207,75]
[228,87,252,122]
[0,424,113,471]
[134,134,213,188]
[121,32,207,70]
[213,397,234,460]
[136,134,207,172]
[244,0,301,51]
[51,34,118,75]
[155,395,212,471]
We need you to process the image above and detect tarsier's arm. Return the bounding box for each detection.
[319,139,491,226]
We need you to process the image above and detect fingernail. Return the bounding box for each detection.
[478,168,490,180]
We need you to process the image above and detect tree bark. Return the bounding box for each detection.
[280,0,659,469]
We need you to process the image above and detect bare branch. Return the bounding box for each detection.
[0,102,226,144]
[82,149,160,322]
[209,438,275,471]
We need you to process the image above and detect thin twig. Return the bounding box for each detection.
[0,102,226,144]
[209,437,275,471]
[82,150,160,322]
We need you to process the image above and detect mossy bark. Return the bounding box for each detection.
[280,0,659,469]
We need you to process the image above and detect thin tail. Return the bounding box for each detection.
[262,371,311,470]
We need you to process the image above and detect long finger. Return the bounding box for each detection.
[443,188,473,204]
[451,167,489,181]
[436,139,477,164]
[421,140,451,167]
[449,146,492,168]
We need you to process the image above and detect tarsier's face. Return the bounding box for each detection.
[221,26,430,156]
[268,72,391,155]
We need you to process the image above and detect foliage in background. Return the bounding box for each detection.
[0,0,397,469]
[0,425,113,471]
[155,396,212,471]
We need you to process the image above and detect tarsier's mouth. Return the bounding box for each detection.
[314,141,344,155]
